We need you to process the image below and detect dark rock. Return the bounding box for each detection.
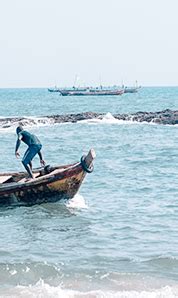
[1,110,178,128]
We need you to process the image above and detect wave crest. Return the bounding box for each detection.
[0,282,177,298]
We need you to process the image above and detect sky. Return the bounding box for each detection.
[0,0,178,87]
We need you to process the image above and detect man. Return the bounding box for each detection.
[15,125,45,179]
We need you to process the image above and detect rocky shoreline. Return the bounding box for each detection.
[114,109,178,125]
[0,109,178,128]
[46,109,178,125]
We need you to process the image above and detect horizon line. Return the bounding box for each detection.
[0,85,178,89]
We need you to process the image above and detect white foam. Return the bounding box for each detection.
[24,266,30,273]
[0,116,74,133]
[65,194,88,209]
[0,116,53,132]
[9,269,17,276]
[1,282,178,298]
[78,112,142,125]
[79,112,118,124]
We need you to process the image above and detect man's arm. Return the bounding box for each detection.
[15,134,22,158]
[38,151,46,166]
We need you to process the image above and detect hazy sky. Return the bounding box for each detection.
[0,0,178,87]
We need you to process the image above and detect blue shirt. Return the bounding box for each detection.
[15,130,42,152]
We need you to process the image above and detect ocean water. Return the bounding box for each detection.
[0,87,178,297]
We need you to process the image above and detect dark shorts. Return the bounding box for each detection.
[22,144,42,166]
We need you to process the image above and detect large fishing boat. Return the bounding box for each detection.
[48,86,88,93]
[48,81,141,95]
[59,89,124,96]
[0,149,95,207]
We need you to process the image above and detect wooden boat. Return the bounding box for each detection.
[123,81,141,93]
[60,89,124,96]
[48,87,61,92]
[48,87,88,93]
[0,149,96,207]
[124,87,139,93]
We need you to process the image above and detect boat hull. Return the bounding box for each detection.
[0,149,95,207]
[48,88,61,92]
[124,88,138,93]
[60,90,124,96]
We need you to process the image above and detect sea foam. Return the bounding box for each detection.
[1,282,178,298]
[65,194,88,209]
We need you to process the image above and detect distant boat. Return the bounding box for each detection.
[48,81,141,95]
[124,87,139,93]
[48,86,88,93]
[0,149,95,207]
[48,86,61,92]
[122,81,141,93]
[59,89,124,96]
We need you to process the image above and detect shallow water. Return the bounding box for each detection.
[0,87,178,297]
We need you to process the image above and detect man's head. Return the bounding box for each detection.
[16,125,23,135]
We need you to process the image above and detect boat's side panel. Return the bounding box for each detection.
[47,171,85,195]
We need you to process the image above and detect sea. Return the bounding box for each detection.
[0,87,178,297]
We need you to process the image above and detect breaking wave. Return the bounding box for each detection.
[1,261,178,297]
[0,281,178,298]
[79,112,144,125]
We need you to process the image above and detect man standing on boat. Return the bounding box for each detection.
[15,125,45,179]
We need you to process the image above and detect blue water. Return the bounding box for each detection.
[0,87,178,297]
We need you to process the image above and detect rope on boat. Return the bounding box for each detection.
[80,156,94,173]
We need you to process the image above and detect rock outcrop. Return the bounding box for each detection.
[1,109,178,128]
